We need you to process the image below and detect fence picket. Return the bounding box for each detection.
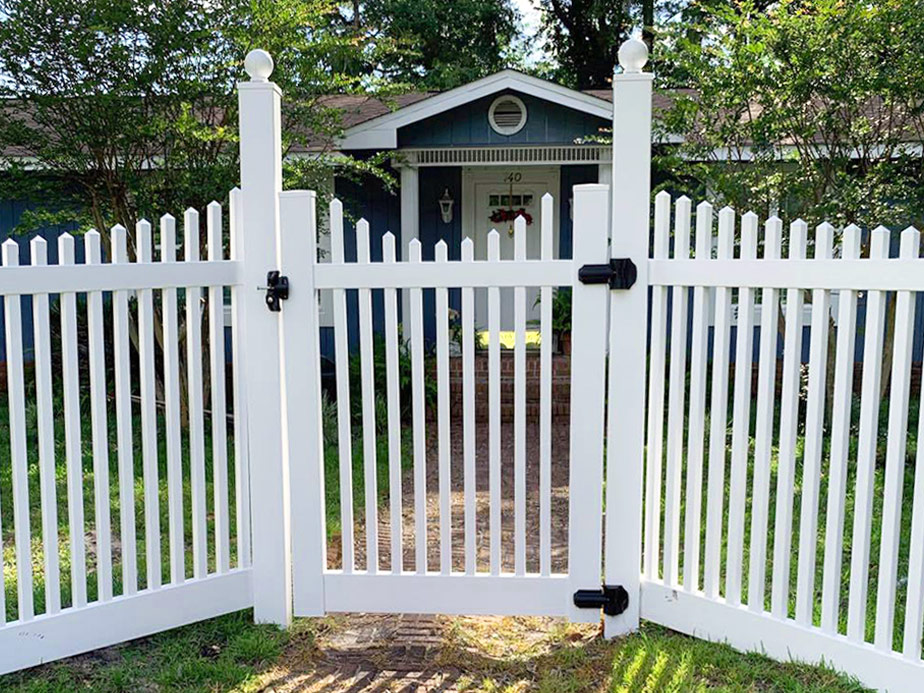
[795,223,834,625]
[875,226,920,651]
[330,200,355,574]
[3,240,34,620]
[771,220,808,618]
[356,219,379,573]
[382,232,403,574]
[905,361,924,659]
[436,240,452,575]
[461,237,477,575]
[207,202,231,574]
[86,230,114,602]
[539,194,553,577]
[488,229,502,575]
[111,226,137,596]
[682,202,712,592]
[664,197,690,587]
[136,221,162,588]
[229,188,251,568]
[161,215,185,584]
[726,212,758,606]
[703,207,734,598]
[409,239,427,573]
[747,216,782,612]
[644,191,670,579]
[820,224,861,632]
[30,237,61,613]
[185,209,208,580]
[514,216,527,576]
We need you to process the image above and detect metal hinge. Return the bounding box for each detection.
[573,584,630,616]
[259,270,290,312]
[578,258,637,290]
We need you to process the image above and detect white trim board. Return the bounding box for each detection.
[340,70,612,150]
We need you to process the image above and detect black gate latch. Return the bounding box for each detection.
[260,270,290,312]
[578,258,637,290]
[573,585,630,616]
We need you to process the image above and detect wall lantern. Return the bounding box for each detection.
[439,188,454,224]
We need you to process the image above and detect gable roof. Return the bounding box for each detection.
[338,69,613,150]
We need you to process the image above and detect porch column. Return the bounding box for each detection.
[400,164,419,323]
[597,162,613,187]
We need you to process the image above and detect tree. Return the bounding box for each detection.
[0,0,396,404]
[340,0,522,90]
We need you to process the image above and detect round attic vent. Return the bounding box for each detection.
[488,95,527,135]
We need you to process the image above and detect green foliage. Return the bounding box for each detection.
[656,0,924,230]
[533,287,572,334]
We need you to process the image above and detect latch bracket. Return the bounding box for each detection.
[573,584,630,616]
[260,270,289,312]
[578,258,637,290]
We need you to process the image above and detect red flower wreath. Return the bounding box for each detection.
[489,208,533,225]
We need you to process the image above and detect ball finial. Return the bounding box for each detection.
[617,38,648,74]
[244,49,274,82]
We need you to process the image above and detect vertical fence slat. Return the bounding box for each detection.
[644,190,670,580]
[795,222,834,625]
[726,211,757,606]
[161,215,185,584]
[185,209,208,580]
[771,220,807,618]
[435,240,452,575]
[383,232,403,575]
[513,216,527,576]
[905,354,924,659]
[330,200,355,574]
[207,202,231,574]
[111,226,137,596]
[539,194,553,577]
[136,221,162,588]
[703,207,735,598]
[409,239,427,574]
[488,229,502,576]
[682,202,712,592]
[30,237,61,613]
[461,237,476,575]
[86,230,114,602]
[356,219,379,573]
[229,188,251,568]
[747,216,782,612]
[3,240,34,620]
[820,224,861,632]
[663,196,691,587]
[874,226,920,651]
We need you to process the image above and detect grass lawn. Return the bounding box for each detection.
[0,372,917,690]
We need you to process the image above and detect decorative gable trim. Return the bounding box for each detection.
[397,145,611,167]
[340,70,612,150]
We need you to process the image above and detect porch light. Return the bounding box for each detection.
[439,188,454,224]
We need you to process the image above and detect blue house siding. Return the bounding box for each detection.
[558,164,599,260]
[397,91,609,148]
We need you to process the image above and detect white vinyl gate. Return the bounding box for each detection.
[1,40,923,692]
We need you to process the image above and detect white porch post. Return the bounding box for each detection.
[400,163,419,323]
[603,39,653,638]
[597,162,613,187]
[237,50,293,627]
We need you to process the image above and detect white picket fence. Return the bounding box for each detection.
[0,197,252,673]
[1,39,923,693]
[641,192,924,690]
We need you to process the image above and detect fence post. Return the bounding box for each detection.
[604,38,653,638]
[237,50,291,626]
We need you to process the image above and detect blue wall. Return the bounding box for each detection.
[398,90,609,148]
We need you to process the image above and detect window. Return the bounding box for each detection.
[488,95,527,136]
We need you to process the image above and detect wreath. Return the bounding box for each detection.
[490,208,533,225]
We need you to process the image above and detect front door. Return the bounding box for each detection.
[464,167,560,333]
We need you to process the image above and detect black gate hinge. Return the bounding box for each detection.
[259,270,290,312]
[573,584,630,616]
[578,258,637,290]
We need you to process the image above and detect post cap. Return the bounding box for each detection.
[617,38,648,74]
[244,49,274,82]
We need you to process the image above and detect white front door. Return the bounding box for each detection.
[463,166,560,332]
